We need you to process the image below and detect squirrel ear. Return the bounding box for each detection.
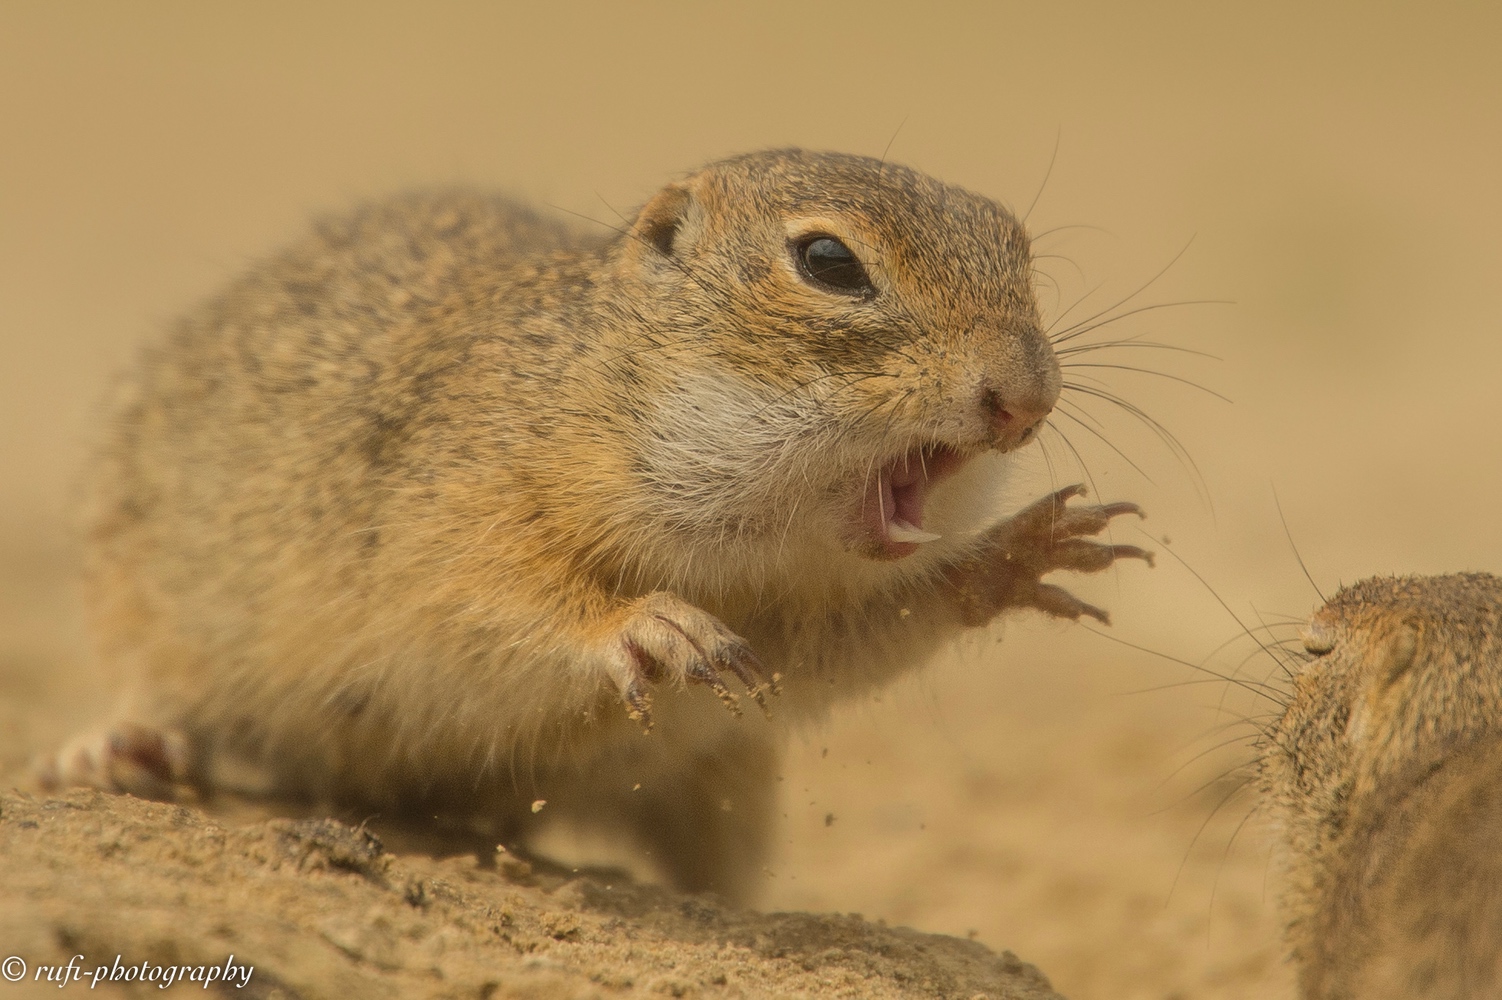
[1350,622,1421,745]
[1376,622,1420,690]
[631,182,693,258]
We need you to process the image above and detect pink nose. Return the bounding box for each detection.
[982,388,1052,450]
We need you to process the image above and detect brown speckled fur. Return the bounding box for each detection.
[57,149,1148,900]
[1261,572,1502,998]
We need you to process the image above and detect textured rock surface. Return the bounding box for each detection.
[0,791,1062,999]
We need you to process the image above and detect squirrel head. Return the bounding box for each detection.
[1261,573,1502,860]
[604,149,1058,568]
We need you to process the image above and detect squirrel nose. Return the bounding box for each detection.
[981,387,1053,450]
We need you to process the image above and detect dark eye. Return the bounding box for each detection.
[794,235,874,296]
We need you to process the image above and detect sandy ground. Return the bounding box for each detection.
[0,790,1063,999]
[3,4,1502,999]
[0,566,1293,1000]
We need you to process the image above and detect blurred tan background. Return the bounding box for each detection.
[2,3,1499,998]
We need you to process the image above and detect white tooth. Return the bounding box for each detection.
[887,519,941,544]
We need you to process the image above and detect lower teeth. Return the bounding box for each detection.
[888,519,941,544]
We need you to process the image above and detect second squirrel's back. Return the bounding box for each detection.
[1262,573,1502,998]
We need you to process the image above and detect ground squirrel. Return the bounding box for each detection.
[1260,572,1502,998]
[45,149,1150,900]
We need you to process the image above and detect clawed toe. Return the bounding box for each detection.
[1032,583,1111,625]
[609,594,776,731]
[949,485,1152,627]
[1050,540,1156,574]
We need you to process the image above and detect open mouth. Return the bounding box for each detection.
[859,443,968,560]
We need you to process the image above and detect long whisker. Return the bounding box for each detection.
[1055,338,1221,361]
[1029,222,1111,242]
[1151,539,1292,679]
[1060,382,1209,501]
[1052,298,1231,346]
[873,117,908,200]
[1042,278,1107,334]
[1246,605,1304,682]
[1061,362,1232,403]
[1060,383,1193,460]
[1196,629,1301,685]
[1209,803,1262,925]
[1050,404,1155,484]
[1046,238,1199,338]
[1151,732,1264,792]
[1031,252,1088,288]
[1081,625,1286,706]
[1021,127,1061,225]
[1273,486,1327,604]
[1036,431,1061,494]
[1166,773,1256,905]
[1039,420,1104,499]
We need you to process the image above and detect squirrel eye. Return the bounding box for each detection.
[795,235,874,296]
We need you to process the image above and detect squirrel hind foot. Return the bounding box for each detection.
[35,722,191,802]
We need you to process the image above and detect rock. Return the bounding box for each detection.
[0,791,1063,999]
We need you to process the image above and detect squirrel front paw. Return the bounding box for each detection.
[946,484,1153,627]
[602,592,778,731]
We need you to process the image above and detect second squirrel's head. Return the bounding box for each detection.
[1259,573,1502,859]
[605,148,1058,574]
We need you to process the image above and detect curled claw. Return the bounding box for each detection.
[653,613,773,718]
[1098,501,1146,520]
[949,485,1153,628]
[1033,584,1111,625]
[717,642,774,718]
[1050,540,1157,574]
[621,669,655,733]
[684,658,742,716]
[610,593,778,730]
[1049,500,1146,540]
[1007,483,1089,536]
[1052,483,1087,505]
